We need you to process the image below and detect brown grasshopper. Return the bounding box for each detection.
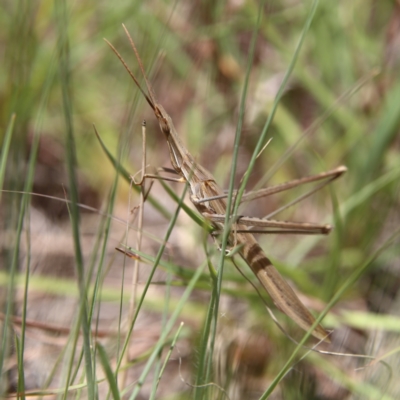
[106,25,347,342]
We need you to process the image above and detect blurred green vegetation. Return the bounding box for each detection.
[1,0,399,399]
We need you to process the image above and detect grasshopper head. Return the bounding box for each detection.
[154,104,170,136]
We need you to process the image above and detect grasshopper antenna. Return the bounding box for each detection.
[104,35,156,112]
[122,23,158,107]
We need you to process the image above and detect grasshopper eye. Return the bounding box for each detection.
[159,118,169,135]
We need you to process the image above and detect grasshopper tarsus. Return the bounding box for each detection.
[116,247,140,260]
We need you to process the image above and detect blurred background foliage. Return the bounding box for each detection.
[1,0,400,399]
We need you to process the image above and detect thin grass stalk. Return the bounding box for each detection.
[128,261,207,400]
[4,54,47,396]
[0,113,16,384]
[119,123,147,391]
[58,205,89,400]
[208,0,266,382]
[232,0,319,224]
[87,113,134,398]
[98,343,121,400]
[148,265,174,399]
[153,322,185,394]
[263,19,360,133]
[122,179,193,398]
[5,113,40,399]
[322,175,345,299]
[54,1,95,397]
[253,71,376,191]
[194,260,218,399]
[357,79,400,189]
[15,38,60,395]
[37,341,68,395]
[0,114,15,201]
[86,157,122,321]
[18,220,31,399]
[89,175,121,399]
[115,180,190,379]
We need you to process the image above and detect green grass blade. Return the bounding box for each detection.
[357,80,400,188]
[128,261,206,400]
[97,343,121,400]
[209,0,266,380]
[54,1,96,397]
[115,181,190,381]
[234,0,320,212]
[0,113,16,201]
[150,322,184,399]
